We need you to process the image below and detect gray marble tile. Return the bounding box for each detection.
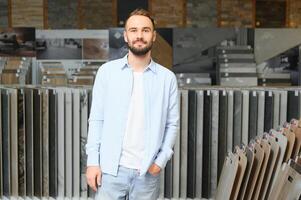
[48,0,78,29]
[280,91,288,125]
[180,90,188,198]
[73,90,81,198]
[257,91,265,135]
[242,90,249,145]
[211,90,219,197]
[227,90,234,152]
[0,0,8,27]
[80,90,88,198]
[233,91,242,147]
[65,90,73,198]
[172,91,182,198]
[195,90,204,198]
[57,89,65,197]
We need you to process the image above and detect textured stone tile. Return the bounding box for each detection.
[18,91,25,196]
[187,0,217,27]
[48,0,78,29]
[256,1,286,28]
[83,38,109,60]
[287,0,301,27]
[150,0,185,27]
[11,0,44,28]
[219,0,254,27]
[0,0,8,27]
[80,0,113,29]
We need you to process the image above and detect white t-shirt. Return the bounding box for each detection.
[119,72,145,170]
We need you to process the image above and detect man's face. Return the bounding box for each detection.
[124,15,156,56]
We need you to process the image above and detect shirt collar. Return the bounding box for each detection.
[120,54,157,73]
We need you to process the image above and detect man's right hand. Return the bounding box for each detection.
[86,166,102,192]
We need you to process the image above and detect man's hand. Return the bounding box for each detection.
[148,163,161,176]
[86,166,102,191]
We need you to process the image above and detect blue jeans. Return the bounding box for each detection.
[95,166,160,200]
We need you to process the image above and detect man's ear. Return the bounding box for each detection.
[153,30,156,42]
[123,30,128,43]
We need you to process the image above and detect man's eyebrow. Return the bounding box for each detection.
[127,26,152,30]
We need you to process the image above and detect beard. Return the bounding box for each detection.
[127,39,153,56]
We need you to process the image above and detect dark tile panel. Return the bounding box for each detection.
[202,90,211,198]
[218,90,227,181]
[264,91,274,132]
[33,89,42,197]
[18,90,26,197]
[117,0,147,26]
[164,160,173,198]
[287,90,300,121]
[249,91,258,141]
[2,90,10,196]
[187,90,197,198]
[48,89,57,198]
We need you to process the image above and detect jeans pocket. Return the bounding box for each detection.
[147,171,160,178]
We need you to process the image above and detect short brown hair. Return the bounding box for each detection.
[125,8,155,30]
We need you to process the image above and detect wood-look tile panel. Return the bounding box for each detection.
[80,0,113,29]
[11,0,44,28]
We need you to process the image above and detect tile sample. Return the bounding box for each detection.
[11,0,44,28]
[48,0,78,29]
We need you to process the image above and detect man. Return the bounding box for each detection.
[86,8,179,200]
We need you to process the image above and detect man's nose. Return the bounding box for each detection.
[136,31,143,39]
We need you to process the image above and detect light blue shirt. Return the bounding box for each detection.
[86,55,179,176]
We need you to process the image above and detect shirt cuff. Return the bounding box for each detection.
[87,153,99,166]
[154,148,173,169]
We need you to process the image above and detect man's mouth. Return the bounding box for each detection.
[134,40,146,45]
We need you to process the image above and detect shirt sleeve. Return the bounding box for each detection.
[85,66,106,166]
[154,74,179,169]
